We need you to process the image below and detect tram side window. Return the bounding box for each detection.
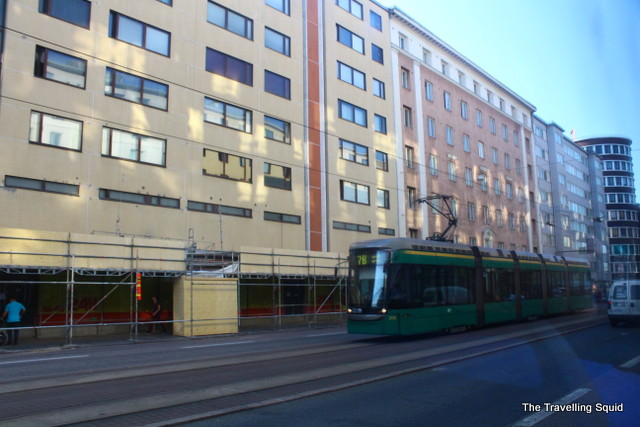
[548,271,566,297]
[421,266,474,306]
[521,270,542,299]
[570,271,590,296]
[484,268,514,301]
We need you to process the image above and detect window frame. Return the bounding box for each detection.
[204,97,253,133]
[337,24,364,54]
[34,46,87,89]
[340,180,370,205]
[5,175,79,196]
[101,127,167,167]
[29,111,83,151]
[264,26,291,56]
[339,139,369,166]
[338,99,367,127]
[207,2,254,40]
[105,67,169,110]
[109,11,171,56]
[264,115,291,144]
[264,70,291,99]
[205,47,253,86]
[39,0,91,28]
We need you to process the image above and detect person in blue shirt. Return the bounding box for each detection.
[3,297,25,345]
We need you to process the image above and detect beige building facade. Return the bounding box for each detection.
[0,0,543,337]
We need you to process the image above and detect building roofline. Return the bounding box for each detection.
[389,7,536,112]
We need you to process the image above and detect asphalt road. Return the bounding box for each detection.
[0,308,636,427]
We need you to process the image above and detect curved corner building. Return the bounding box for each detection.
[577,137,639,279]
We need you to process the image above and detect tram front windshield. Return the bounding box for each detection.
[349,249,390,309]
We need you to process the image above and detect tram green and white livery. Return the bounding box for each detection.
[347,238,592,336]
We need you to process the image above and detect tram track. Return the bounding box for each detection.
[0,312,607,426]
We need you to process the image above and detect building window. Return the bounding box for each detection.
[39,0,90,28]
[401,67,410,89]
[403,106,412,128]
[100,189,179,208]
[105,68,168,110]
[339,139,368,165]
[446,126,454,145]
[102,127,166,166]
[465,168,473,187]
[496,210,503,227]
[204,97,252,133]
[461,101,468,119]
[483,205,490,224]
[337,0,363,19]
[408,187,416,209]
[374,114,387,134]
[265,27,290,56]
[205,48,253,86]
[264,211,301,224]
[338,100,367,127]
[427,116,436,138]
[490,117,496,134]
[371,44,384,64]
[448,160,456,182]
[338,61,365,89]
[506,182,513,199]
[443,91,451,111]
[378,227,395,236]
[405,146,414,168]
[264,116,290,143]
[373,78,385,98]
[429,154,438,175]
[370,10,382,30]
[376,151,388,171]
[478,173,487,191]
[188,200,252,218]
[478,141,485,159]
[337,24,364,54]
[264,70,291,99]
[467,202,476,221]
[441,60,449,76]
[509,213,515,230]
[476,109,483,127]
[494,178,501,196]
[29,111,82,151]
[5,175,79,196]
[265,0,290,15]
[425,80,433,101]
[157,0,172,5]
[34,46,86,88]
[463,134,470,152]
[341,180,369,205]
[492,147,499,164]
[377,189,390,209]
[398,33,408,50]
[504,154,511,170]
[207,2,253,40]
[109,11,170,56]
[203,149,252,183]
[264,162,292,190]
[333,221,371,233]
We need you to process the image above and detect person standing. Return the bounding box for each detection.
[3,297,25,345]
[148,296,166,334]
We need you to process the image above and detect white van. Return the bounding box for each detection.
[608,280,640,326]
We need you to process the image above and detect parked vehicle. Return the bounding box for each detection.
[608,280,640,326]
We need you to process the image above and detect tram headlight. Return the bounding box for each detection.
[347,308,353,314]
[381,308,387,314]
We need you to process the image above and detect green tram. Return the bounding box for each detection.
[347,238,592,336]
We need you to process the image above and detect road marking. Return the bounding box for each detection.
[306,332,347,337]
[514,388,591,426]
[0,355,89,365]
[181,341,255,349]
[620,354,640,368]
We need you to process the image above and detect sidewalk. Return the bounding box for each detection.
[0,330,187,354]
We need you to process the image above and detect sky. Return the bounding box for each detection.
[386,0,640,189]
